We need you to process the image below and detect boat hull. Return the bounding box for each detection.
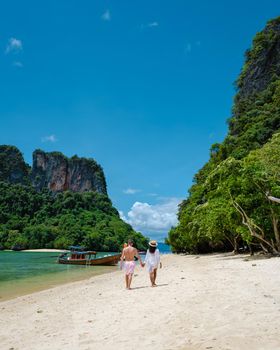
[58,253,121,266]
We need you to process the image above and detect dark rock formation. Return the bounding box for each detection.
[67,156,107,194]
[237,17,280,98]
[31,150,68,192]
[0,145,30,184]
[228,16,280,146]
[31,150,107,194]
[0,145,107,195]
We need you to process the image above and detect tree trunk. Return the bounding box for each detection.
[233,236,239,254]
[233,200,278,254]
[248,244,254,256]
[271,209,280,252]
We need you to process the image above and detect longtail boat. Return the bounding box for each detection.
[58,246,121,266]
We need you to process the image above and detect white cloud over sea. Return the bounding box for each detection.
[120,197,182,232]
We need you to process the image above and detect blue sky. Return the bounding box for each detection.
[1,1,279,240]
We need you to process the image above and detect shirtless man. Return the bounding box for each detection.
[120,239,143,290]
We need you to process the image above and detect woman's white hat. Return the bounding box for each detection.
[149,240,158,247]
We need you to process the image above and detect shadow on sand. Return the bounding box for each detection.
[212,252,274,262]
[131,283,169,290]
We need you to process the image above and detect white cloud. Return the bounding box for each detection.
[119,210,127,221]
[184,41,201,55]
[101,10,111,21]
[123,188,141,195]
[41,134,58,143]
[121,197,182,232]
[5,37,23,54]
[13,61,23,68]
[141,21,159,30]
[147,22,159,27]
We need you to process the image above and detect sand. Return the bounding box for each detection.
[1,253,280,350]
[21,249,68,252]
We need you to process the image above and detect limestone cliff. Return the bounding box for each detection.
[0,145,30,184]
[237,18,280,100]
[31,150,107,194]
[0,145,107,194]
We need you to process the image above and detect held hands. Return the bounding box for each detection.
[140,262,145,268]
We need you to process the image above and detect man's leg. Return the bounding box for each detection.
[125,274,129,289]
[127,273,133,289]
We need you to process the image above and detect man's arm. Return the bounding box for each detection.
[135,248,144,267]
[120,249,125,269]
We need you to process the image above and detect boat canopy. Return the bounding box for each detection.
[68,246,97,255]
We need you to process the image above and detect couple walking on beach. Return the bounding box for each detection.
[120,239,162,290]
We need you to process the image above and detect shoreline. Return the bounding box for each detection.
[19,249,68,252]
[1,253,280,350]
[2,249,68,252]
[0,250,118,302]
[0,265,117,302]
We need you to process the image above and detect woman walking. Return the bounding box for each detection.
[143,240,162,287]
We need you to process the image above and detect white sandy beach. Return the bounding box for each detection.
[1,253,280,350]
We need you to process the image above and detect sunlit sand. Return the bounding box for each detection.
[1,254,280,350]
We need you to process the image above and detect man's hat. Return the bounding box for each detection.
[149,240,158,247]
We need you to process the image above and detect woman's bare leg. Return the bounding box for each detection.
[149,271,155,286]
[153,268,158,285]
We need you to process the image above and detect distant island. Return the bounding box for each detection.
[0,147,148,251]
[168,16,280,255]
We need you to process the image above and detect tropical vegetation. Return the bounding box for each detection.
[168,17,280,254]
[0,147,148,251]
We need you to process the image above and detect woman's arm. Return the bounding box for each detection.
[142,250,150,267]
[135,248,144,267]
[156,249,162,268]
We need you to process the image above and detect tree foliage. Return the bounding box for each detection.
[0,181,148,251]
[168,17,280,254]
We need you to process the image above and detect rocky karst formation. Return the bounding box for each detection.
[0,145,30,185]
[31,150,107,194]
[237,18,280,99]
[0,146,107,195]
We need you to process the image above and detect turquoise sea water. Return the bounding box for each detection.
[157,242,171,253]
[0,244,171,301]
[0,251,116,301]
